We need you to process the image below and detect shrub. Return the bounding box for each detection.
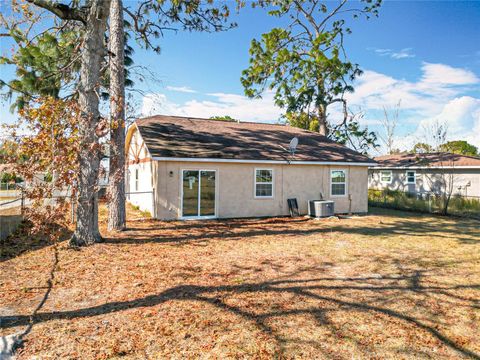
[368,189,480,219]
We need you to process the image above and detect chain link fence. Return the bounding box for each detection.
[368,189,480,219]
[0,191,77,241]
[0,195,25,241]
[0,187,152,241]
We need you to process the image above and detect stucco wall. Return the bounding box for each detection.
[152,161,369,220]
[369,168,480,197]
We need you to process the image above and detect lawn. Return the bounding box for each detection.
[1,206,479,359]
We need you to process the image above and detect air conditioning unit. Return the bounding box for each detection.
[308,200,335,218]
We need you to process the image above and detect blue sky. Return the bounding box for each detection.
[1,1,480,153]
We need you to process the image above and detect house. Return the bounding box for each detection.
[125,115,376,220]
[369,153,480,197]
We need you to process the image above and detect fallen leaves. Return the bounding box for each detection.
[0,207,479,359]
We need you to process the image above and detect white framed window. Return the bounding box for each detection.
[406,170,416,184]
[254,169,274,198]
[134,168,139,191]
[380,170,392,184]
[330,169,347,196]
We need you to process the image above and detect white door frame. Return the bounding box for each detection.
[180,169,218,220]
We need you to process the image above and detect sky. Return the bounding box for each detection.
[1,1,480,154]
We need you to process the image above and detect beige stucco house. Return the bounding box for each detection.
[125,115,375,220]
[369,153,480,197]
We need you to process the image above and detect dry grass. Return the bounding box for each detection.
[0,205,22,216]
[1,206,479,359]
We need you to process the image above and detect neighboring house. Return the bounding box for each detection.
[125,115,376,220]
[369,153,480,197]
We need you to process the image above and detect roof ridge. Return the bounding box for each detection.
[138,114,289,126]
[375,152,480,160]
[131,114,374,163]
[136,114,334,138]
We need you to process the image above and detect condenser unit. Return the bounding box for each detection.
[308,200,335,218]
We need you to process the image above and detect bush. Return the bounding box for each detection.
[448,194,480,217]
[368,189,480,219]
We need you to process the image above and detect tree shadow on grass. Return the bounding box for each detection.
[1,273,479,359]
[105,212,480,246]
[0,221,72,262]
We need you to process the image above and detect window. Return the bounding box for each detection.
[255,169,273,198]
[380,170,392,184]
[331,170,346,196]
[406,170,416,184]
[134,168,139,191]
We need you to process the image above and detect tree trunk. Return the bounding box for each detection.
[70,0,111,246]
[318,104,328,136]
[107,0,126,231]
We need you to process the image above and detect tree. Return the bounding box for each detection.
[379,100,400,155]
[286,110,377,155]
[210,115,237,121]
[2,0,234,245]
[0,141,20,163]
[411,142,433,154]
[2,0,112,245]
[389,148,403,155]
[419,121,456,215]
[105,0,234,231]
[439,140,478,157]
[1,2,128,242]
[329,108,378,155]
[241,0,381,136]
[3,97,80,236]
[0,28,81,110]
[285,112,319,132]
[107,0,127,231]
[69,0,111,245]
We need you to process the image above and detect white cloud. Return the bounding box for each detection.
[391,48,415,59]
[373,47,415,59]
[419,62,479,86]
[346,70,444,117]
[142,62,480,152]
[141,90,283,123]
[347,63,480,151]
[165,85,197,93]
[418,96,480,145]
[374,48,392,55]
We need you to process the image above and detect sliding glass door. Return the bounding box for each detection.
[182,170,216,218]
[182,170,200,217]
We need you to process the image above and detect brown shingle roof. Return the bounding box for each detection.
[374,153,480,167]
[135,115,374,163]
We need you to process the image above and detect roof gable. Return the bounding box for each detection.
[133,115,374,164]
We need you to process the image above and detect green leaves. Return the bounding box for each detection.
[242,1,362,112]
[1,27,82,110]
[330,116,378,155]
[438,141,478,156]
[125,0,236,53]
[241,0,380,150]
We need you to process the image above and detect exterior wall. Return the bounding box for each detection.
[152,161,369,220]
[369,168,480,197]
[126,161,154,215]
[125,128,155,215]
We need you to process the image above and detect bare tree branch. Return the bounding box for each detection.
[25,0,86,24]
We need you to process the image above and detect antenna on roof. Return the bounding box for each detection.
[289,137,298,156]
